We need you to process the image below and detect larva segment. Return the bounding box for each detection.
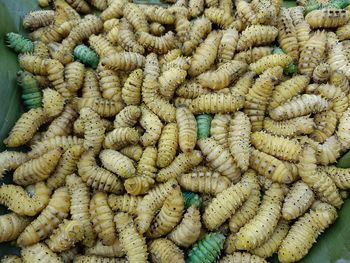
[149,238,185,263]
[210,114,230,148]
[101,52,145,71]
[0,151,28,180]
[17,187,70,246]
[16,70,42,111]
[143,5,175,24]
[159,67,187,99]
[140,105,163,147]
[42,88,65,117]
[330,70,350,95]
[263,116,314,137]
[203,171,256,230]
[278,203,337,263]
[282,181,315,221]
[156,151,203,182]
[88,34,117,58]
[298,145,343,208]
[219,252,267,263]
[136,178,178,234]
[13,149,62,186]
[73,97,124,117]
[99,149,135,179]
[18,54,48,75]
[78,150,123,193]
[6,32,34,54]
[123,3,149,33]
[33,41,49,58]
[306,9,350,28]
[174,11,190,43]
[21,243,63,263]
[81,68,101,98]
[270,75,310,110]
[234,47,273,64]
[85,239,125,258]
[114,212,148,263]
[269,94,330,121]
[236,0,258,25]
[103,127,139,150]
[0,182,50,216]
[188,31,222,77]
[108,194,142,215]
[4,108,47,147]
[249,54,293,74]
[137,31,177,55]
[113,105,141,128]
[298,31,327,76]
[236,25,278,51]
[176,107,197,152]
[217,28,239,63]
[316,84,348,117]
[198,138,240,182]
[147,186,184,238]
[236,183,284,250]
[157,123,178,168]
[121,69,143,106]
[100,0,126,21]
[0,213,30,243]
[120,145,143,161]
[90,192,116,246]
[135,146,157,179]
[204,8,234,28]
[228,111,251,171]
[322,166,350,189]
[337,107,350,149]
[310,110,337,143]
[23,10,55,30]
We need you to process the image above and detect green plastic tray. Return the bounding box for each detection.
[1,0,350,262]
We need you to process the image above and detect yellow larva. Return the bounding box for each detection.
[108,194,142,215]
[137,146,158,179]
[100,0,126,21]
[89,34,117,58]
[219,252,267,263]
[114,212,148,263]
[157,123,178,168]
[123,3,149,33]
[278,203,337,263]
[66,174,96,247]
[46,219,83,253]
[64,62,85,93]
[174,11,190,43]
[23,10,55,30]
[149,238,185,263]
[113,105,141,128]
[312,63,331,83]
[317,84,348,117]
[176,81,210,99]
[282,180,315,221]
[90,191,117,246]
[168,206,202,248]
[249,54,292,74]
[322,166,350,190]
[306,9,350,29]
[81,69,101,99]
[188,0,204,17]
[235,183,285,250]
[236,25,278,51]
[101,52,145,71]
[0,151,28,180]
[147,186,184,238]
[176,107,197,152]
[263,116,315,137]
[4,108,47,147]
[234,46,273,64]
[1,255,23,263]
[18,54,48,75]
[98,68,122,102]
[143,5,175,24]
[99,149,135,179]
[330,70,350,95]
[0,182,50,216]
[140,105,163,147]
[204,7,234,28]
[236,0,258,25]
[21,243,63,263]
[336,23,350,41]
[17,187,70,246]
[85,239,125,258]
[103,127,139,150]
[217,28,239,63]
[78,150,124,193]
[137,31,177,55]
[298,145,343,208]
[156,151,203,182]
[122,69,143,106]
[124,175,155,195]
[337,107,350,149]
[120,145,143,161]
[0,213,30,243]
[33,41,50,58]
[311,110,337,143]
[197,138,240,182]
[210,114,230,149]
[159,67,187,99]
[73,97,124,118]
[13,149,62,186]
[203,171,256,230]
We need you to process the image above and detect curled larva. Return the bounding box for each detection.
[85,239,125,258]
[142,5,175,24]
[306,9,350,29]
[0,213,30,243]
[156,151,203,182]
[236,183,285,250]
[220,252,267,263]
[90,191,117,246]
[249,54,292,74]
[103,127,139,150]
[204,7,234,28]
[108,194,142,216]
[176,106,197,152]
[99,149,135,179]
[66,174,96,247]
[13,149,62,186]
[101,52,145,71]
[282,180,315,221]
[159,67,187,99]
[236,25,278,51]
[113,105,141,128]
[140,105,163,147]
[123,3,149,33]
[21,243,63,263]
[73,97,124,117]
[312,63,331,83]
[316,84,348,117]
[176,81,210,99]
[203,171,256,230]
[122,69,143,106]
[210,114,230,148]
[0,182,51,216]
[4,108,47,147]
[73,44,99,69]
[17,187,70,246]
[278,203,337,263]
[149,238,185,263]
[114,212,148,263]
[311,110,337,143]
[124,175,155,196]
[157,123,178,168]
[0,151,28,180]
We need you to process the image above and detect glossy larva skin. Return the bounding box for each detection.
[311,110,337,143]
[0,213,30,243]
[316,84,348,117]
[263,116,315,137]
[123,3,149,33]
[100,0,126,21]
[101,52,145,71]
[209,114,230,148]
[149,238,185,263]
[137,31,177,55]
[103,127,139,150]
[89,34,117,58]
[159,67,187,99]
[143,5,175,24]
[23,10,55,30]
[137,146,158,179]
[81,69,101,98]
[21,243,63,263]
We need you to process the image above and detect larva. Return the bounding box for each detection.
[123,3,149,33]
[90,0,108,10]
[90,192,117,246]
[210,114,230,148]
[108,194,142,215]
[124,175,155,195]
[120,145,143,161]
[190,93,244,114]
[22,10,55,30]
[330,70,350,94]
[176,81,209,99]
[159,67,187,99]
[289,7,310,49]
[28,135,84,158]
[263,116,314,137]
[1,255,23,263]
[98,69,122,102]
[66,174,96,247]
[149,238,185,263]
[236,0,258,25]
[81,69,101,98]
[4,108,47,147]
[229,71,254,97]
[312,63,331,83]
[252,0,277,25]
[236,25,278,51]
[234,46,273,64]
[42,88,65,117]
[85,239,125,258]
[219,252,267,263]
[337,107,350,149]
[0,213,30,243]
[311,110,337,143]
[137,31,176,55]
[186,232,225,263]
[322,166,350,189]
[217,28,239,64]
[298,31,327,76]
[196,114,212,140]
[142,5,175,24]
[156,151,203,182]
[157,123,178,168]
[336,23,350,41]
[17,187,70,246]
[176,107,197,152]
[203,171,256,230]
[174,11,190,43]
[147,186,184,238]
[306,9,350,28]
[182,191,202,209]
[282,180,315,221]
[46,220,83,253]
[89,34,117,58]
[114,212,148,263]
[0,151,28,180]
[139,105,163,147]
[113,105,141,128]
[316,84,348,117]
[103,127,139,150]
[236,183,284,250]
[298,145,343,208]
[13,149,62,186]
[101,52,145,71]
[188,0,204,17]
[249,54,292,74]
[18,54,47,76]
[269,75,310,109]
[73,45,99,69]
[250,149,294,184]
[269,94,330,121]
[100,0,126,21]
[73,97,124,117]
[144,53,160,80]
[16,71,42,111]
[204,7,234,28]
[99,149,135,179]
[278,203,337,263]
[6,33,34,54]
[188,30,222,77]
[136,146,158,179]
[121,69,143,106]
[78,150,124,193]
[0,182,50,216]
[65,0,91,13]
[33,41,49,58]
[21,243,63,263]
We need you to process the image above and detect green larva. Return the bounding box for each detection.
[272,47,296,76]
[73,44,99,69]
[6,32,34,53]
[182,191,202,209]
[304,0,349,13]
[196,114,213,139]
[186,232,225,263]
[17,71,42,110]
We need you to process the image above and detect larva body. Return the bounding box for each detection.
[137,146,158,179]
[123,3,149,33]
[219,252,267,263]
[159,67,187,99]
[100,0,126,21]
[85,239,125,258]
[263,116,315,137]
[337,107,350,149]
[176,107,197,152]
[149,238,185,263]
[108,194,142,215]
[0,151,28,180]
[99,149,135,179]
[0,213,30,243]
[236,25,278,51]
[103,127,139,150]
[157,123,178,168]
[73,97,124,117]
[122,69,143,105]
[140,105,163,147]
[143,5,175,24]
[182,17,211,55]
[16,71,42,111]
[306,9,350,28]
[210,114,230,149]
[120,145,143,161]
[73,45,99,69]
[204,7,234,28]
[249,54,293,74]
[322,166,350,189]
[234,47,273,64]
[101,52,145,71]
[137,31,177,55]
[6,32,34,54]
[72,255,127,263]
[23,10,55,30]
[98,68,121,102]
[236,0,258,25]
[113,105,141,128]
[42,88,65,117]
[21,243,63,263]
[311,110,337,142]
[88,34,117,58]
[81,68,101,98]
[196,114,212,140]
[217,28,239,63]
[176,81,210,99]
[1,255,23,263]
